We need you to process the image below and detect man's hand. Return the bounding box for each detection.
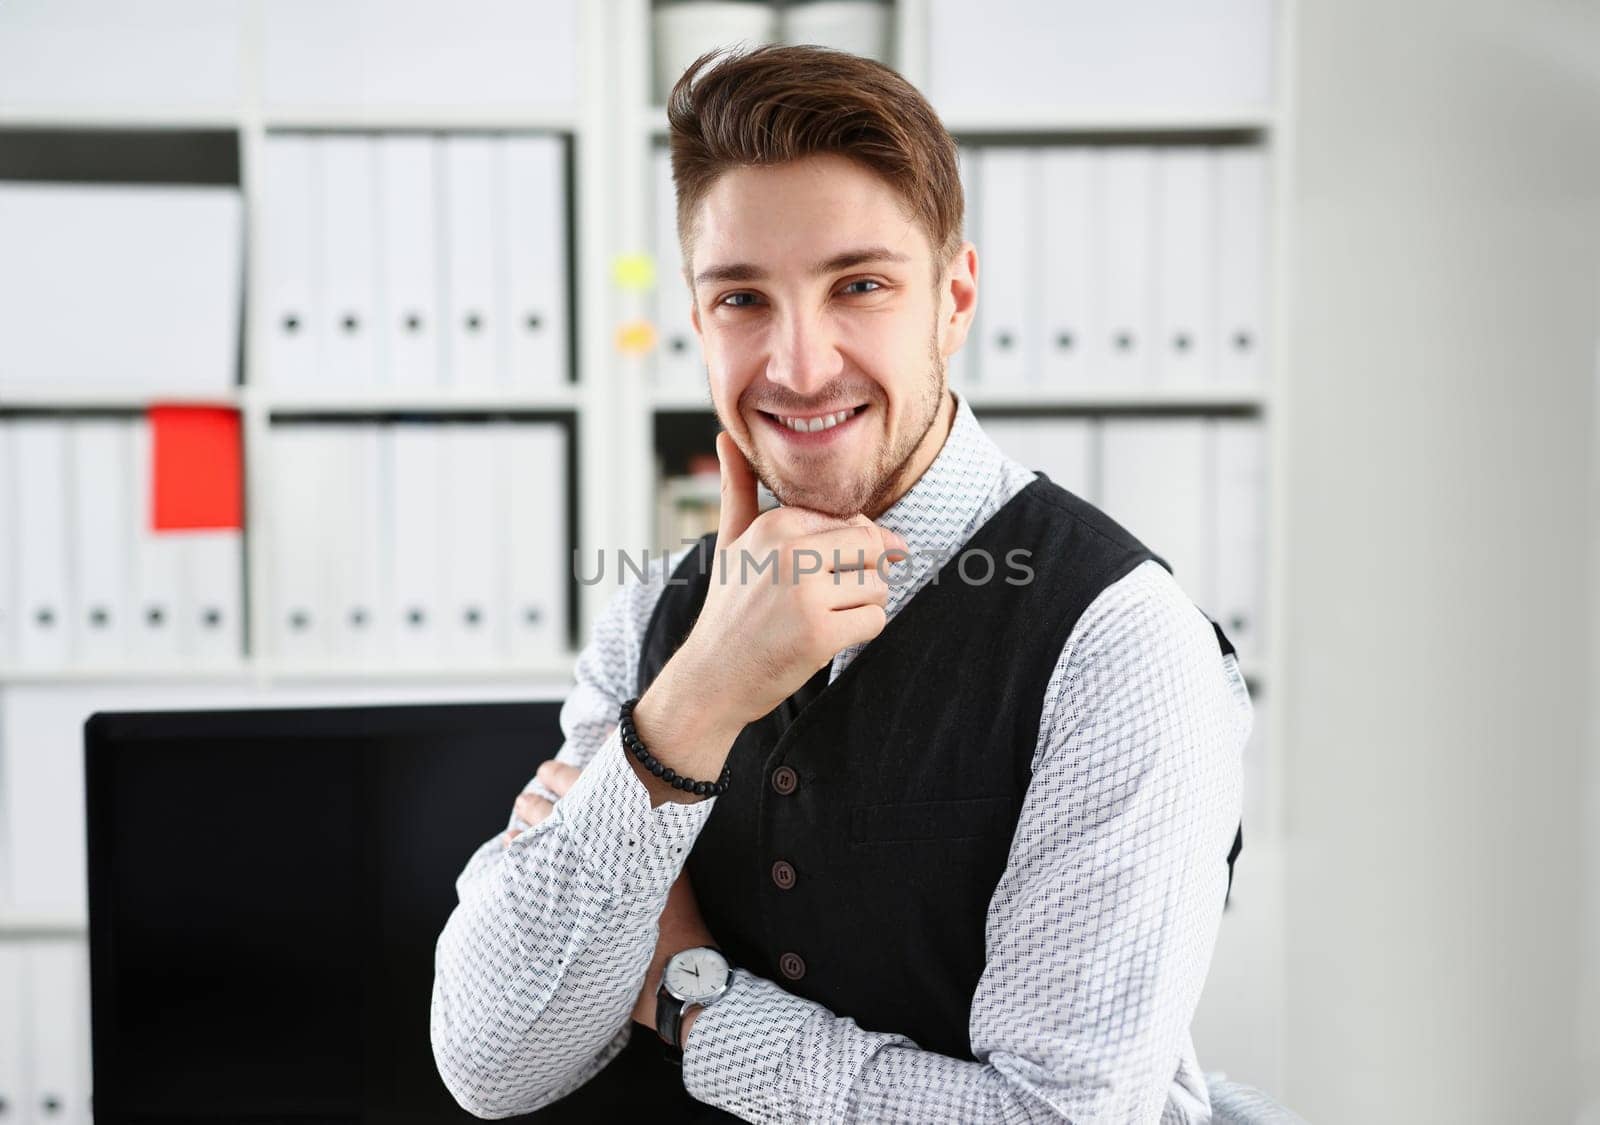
[683,431,907,726]
[500,757,717,1046]
[631,869,716,1041]
[501,759,581,846]
[631,433,908,802]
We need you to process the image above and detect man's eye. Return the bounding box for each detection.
[841,279,882,295]
[720,292,761,308]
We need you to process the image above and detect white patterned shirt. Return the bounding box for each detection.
[431,391,1251,1123]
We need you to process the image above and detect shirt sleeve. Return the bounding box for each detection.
[680,560,1250,1124]
[429,549,717,1118]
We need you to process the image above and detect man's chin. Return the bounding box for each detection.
[764,475,872,518]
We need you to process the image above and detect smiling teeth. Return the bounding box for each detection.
[779,409,854,433]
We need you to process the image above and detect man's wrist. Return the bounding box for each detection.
[679,1004,704,1049]
[630,660,746,805]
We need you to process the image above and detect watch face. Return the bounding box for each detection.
[664,947,730,1003]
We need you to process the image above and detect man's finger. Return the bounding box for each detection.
[502,827,523,848]
[513,791,554,827]
[848,513,909,557]
[715,432,760,549]
[536,760,582,797]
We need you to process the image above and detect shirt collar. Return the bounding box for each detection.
[874,389,1012,562]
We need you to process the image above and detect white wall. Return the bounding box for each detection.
[1283,1,1600,1121]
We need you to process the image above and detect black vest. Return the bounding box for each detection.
[531,474,1239,1122]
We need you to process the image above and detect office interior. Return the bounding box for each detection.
[0,1,1596,1122]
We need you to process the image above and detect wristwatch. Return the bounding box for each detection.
[655,945,731,1059]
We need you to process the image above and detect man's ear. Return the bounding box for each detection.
[939,241,979,359]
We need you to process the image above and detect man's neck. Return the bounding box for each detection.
[865,389,958,520]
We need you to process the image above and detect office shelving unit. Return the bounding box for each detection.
[0,3,617,692]
[0,0,1295,1100]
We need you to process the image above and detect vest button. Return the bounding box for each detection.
[771,765,798,795]
[770,859,796,890]
[778,951,806,981]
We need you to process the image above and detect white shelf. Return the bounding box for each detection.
[262,106,581,133]
[0,664,255,685]
[0,657,577,686]
[255,657,577,684]
[961,385,1268,411]
[939,106,1277,136]
[0,383,243,409]
[0,103,241,130]
[0,104,581,133]
[647,384,714,411]
[254,384,583,414]
[0,912,86,937]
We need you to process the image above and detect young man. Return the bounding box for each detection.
[432,46,1249,1123]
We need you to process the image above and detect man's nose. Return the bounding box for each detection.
[766,310,844,394]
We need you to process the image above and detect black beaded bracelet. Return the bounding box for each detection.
[618,697,731,798]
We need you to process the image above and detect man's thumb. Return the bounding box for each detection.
[715,431,759,548]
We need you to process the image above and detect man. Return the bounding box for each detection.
[432,45,1249,1123]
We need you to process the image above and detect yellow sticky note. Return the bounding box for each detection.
[612,253,657,291]
[616,320,658,356]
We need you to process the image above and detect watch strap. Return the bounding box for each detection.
[655,979,687,1059]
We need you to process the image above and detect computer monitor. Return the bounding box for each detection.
[84,700,565,1124]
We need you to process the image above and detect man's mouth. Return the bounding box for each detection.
[759,404,870,438]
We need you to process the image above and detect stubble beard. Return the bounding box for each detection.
[750,325,947,520]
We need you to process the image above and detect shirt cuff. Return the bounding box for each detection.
[550,727,716,894]
[680,968,820,1121]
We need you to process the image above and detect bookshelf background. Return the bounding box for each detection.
[0,0,1294,1114]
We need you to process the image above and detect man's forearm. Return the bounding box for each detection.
[431,732,713,1116]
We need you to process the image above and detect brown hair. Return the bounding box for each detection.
[666,45,964,275]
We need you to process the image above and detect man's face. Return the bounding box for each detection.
[688,154,975,518]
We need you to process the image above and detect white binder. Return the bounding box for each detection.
[0,182,241,392]
[442,136,503,387]
[0,421,16,666]
[267,425,338,663]
[1216,148,1268,386]
[500,421,568,664]
[386,423,445,665]
[13,419,71,668]
[1212,418,1266,660]
[503,134,569,389]
[653,145,701,389]
[318,134,380,388]
[129,418,185,664]
[25,940,91,1124]
[1038,148,1095,388]
[262,135,322,387]
[1099,418,1214,611]
[0,944,25,1120]
[440,423,503,664]
[1098,148,1156,387]
[1155,148,1217,388]
[973,147,1032,387]
[0,687,91,921]
[377,134,443,389]
[184,530,244,667]
[979,416,1096,502]
[69,417,134,666]
[325,426,388,665]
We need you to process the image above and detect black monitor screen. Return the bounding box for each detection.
[85,701,563,1124]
